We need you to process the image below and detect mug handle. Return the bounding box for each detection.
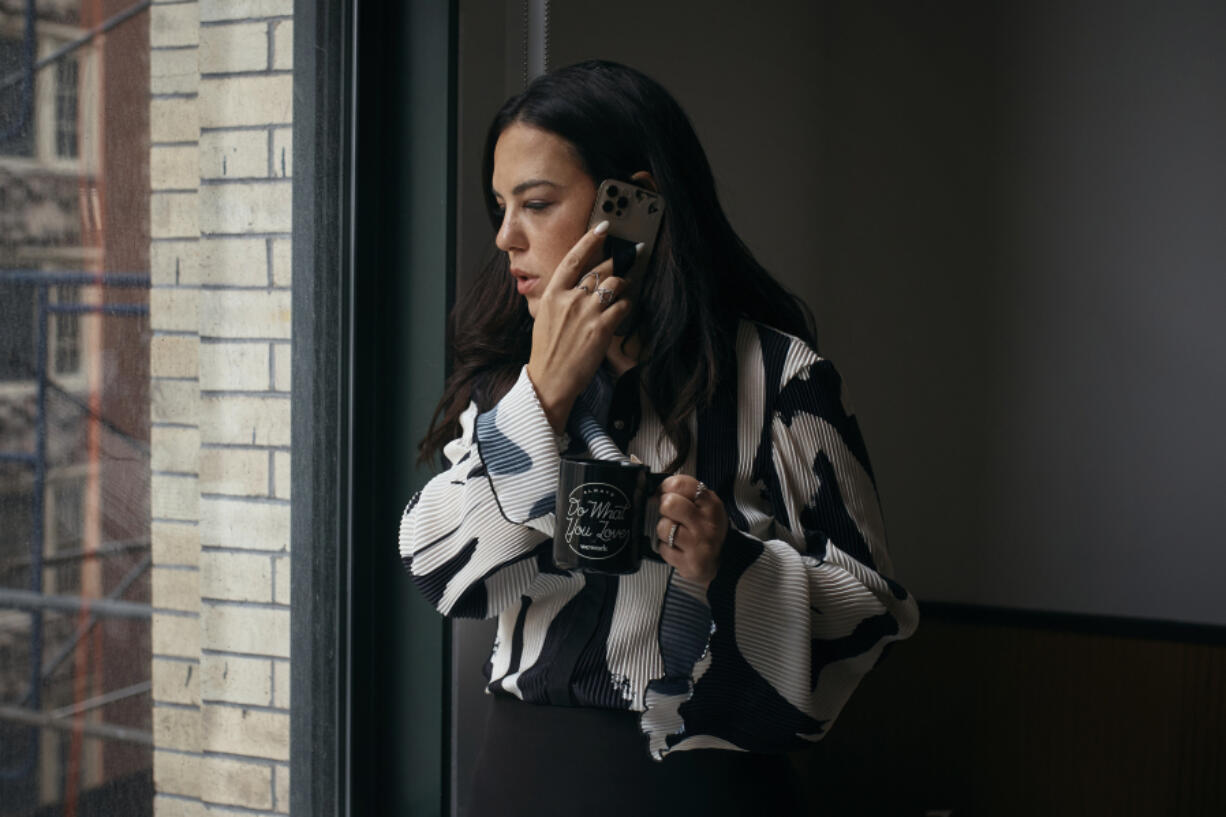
[642,472,670,551]
[644,472,669,495]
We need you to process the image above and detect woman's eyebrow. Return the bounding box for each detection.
[492,179,560,198]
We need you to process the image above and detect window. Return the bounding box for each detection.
[47,476,84,595]
[0,36,35,158]
[0,473,33,592]
[0,279,35,381]
[51,284,80,376]
[54,57,78,160]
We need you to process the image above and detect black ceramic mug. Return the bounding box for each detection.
[553,456,669,574]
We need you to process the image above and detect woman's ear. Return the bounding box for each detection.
[629,170,658,192]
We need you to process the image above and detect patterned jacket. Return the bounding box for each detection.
[399,320,919,759]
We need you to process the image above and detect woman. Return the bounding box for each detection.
[401,60,918,815]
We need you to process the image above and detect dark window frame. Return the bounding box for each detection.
[291,0,456,814]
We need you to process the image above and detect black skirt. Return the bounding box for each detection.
[462,693,810,817]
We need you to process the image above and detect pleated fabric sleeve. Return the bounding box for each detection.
[397,367,568,618]
[642,324,919,757]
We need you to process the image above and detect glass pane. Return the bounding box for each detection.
[0,1,152,814]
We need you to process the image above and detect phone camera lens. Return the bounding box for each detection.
[615,210,623,217]
[617,196,629,209]
[606,185,619,197]
[602,201,614,213]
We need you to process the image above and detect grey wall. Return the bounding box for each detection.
[805,0,1226,625]
[450,0,1226,809]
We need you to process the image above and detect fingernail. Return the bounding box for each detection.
[594,220,610,235]
[635,242,645,253]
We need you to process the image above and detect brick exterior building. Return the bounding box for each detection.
[148,1,294,814]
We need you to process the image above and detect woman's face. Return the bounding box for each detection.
[491,122,597,317]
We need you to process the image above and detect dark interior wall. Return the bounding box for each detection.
[811,0,1226,625]
[977,1,1226,624]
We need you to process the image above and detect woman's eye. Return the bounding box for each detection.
[524,201,552,212]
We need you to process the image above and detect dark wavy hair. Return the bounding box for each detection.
[419,60,815,469]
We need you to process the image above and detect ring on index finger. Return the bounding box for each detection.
[693,481,707,502]
[596,287,614,307]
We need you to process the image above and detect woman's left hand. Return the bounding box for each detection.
[656,475,728,587]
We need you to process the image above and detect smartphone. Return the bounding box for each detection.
[586,179,665,281]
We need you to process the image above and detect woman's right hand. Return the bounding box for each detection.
[525,221,633,432]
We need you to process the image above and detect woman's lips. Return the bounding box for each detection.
[513,271,538,295]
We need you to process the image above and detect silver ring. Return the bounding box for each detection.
[576,271,600,293]
[693,481,707,502]
[667,522,680,549]
[596,287,614,307]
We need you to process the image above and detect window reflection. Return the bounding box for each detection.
[0,1,152,814]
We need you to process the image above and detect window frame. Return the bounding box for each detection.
[290,0,456,814]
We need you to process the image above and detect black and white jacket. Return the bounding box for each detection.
[399,321,918,759]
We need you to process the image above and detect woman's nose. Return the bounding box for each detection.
[495,210,523,253]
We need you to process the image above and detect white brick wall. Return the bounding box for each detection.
[150,240,202,287]
[200,131,269,180]
[153,567,202,612]
[272,451,290,499]
[152,336,200,378]
[271,128,292,177]
[200,0,293,21]
[152,145,201,190]
[200,395,291,446]
[151,4,200,48]
[150,2,293,814]
[152,796,206,817]
[199,181,293,234]
[200,76,292,127]
[199,498,290,552]
[199,342,270,391]
[151,521,200,567]
[151,98,201,143]
[154,749,201,798]
[274,766,290,813]
[202,706,290,760]
[201,654,273,705]
[199,237,269,287]
[202,604,290,658]
[150,288,200,332]
[151,192,200,239]
[270,238,292,286]
[151,48,199,95]
[151,426,202,473]
[271,22,292,72]
[200,447,269,496]
[200,23,270,74]
[198,756,274,810]
[152,474,200,521]
[152,614,201,659]
[151,380,202,425]
[201,550,272,602]
[154,705,203,751]
[153,658,201,706]
[272,660,290,708]
[199,290,291,338]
